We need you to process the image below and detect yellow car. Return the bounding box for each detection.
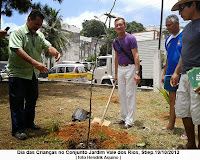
[48,63,92,81]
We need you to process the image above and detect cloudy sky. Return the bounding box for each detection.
[1,0,188,32]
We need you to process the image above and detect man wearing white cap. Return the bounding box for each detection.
[171,0,200,149]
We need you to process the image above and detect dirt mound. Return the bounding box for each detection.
[51,122,139,149]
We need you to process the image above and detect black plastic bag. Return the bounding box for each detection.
[72,108,89,122]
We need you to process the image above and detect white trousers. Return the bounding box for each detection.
[118,64,137,126]
[175,74,200,125]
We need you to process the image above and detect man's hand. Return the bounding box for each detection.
[47,46,61,62]
[170,73,179,87]
[55,51,61,62]
[15,48,48,73]
[33,61,49,73]
[114,74,118,82]
[194,83,200,95]
[161,74,165,83]
[134,74,141,85]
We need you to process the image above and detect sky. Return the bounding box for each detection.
[1,0,189,33]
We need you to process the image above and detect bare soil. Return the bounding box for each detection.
[0,81,187,149]
[52,122,139,149]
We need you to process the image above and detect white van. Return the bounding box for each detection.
[48,64,89,82]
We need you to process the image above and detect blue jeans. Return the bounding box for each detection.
[9,73,38,135]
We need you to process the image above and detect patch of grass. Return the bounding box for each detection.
[98,131,108,140]
[150,99,160,105]
[78,131,83,136]
[0,82,188,149]
[49,123,59,133]
[0,99,9,104]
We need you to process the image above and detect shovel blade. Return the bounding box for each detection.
[91,117,111,126]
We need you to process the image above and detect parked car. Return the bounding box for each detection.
[48,63,91,82]
[0,69,9,81]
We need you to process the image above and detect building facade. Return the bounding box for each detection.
[44,23,106,68]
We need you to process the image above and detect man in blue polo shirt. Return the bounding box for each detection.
[161,15,182,131]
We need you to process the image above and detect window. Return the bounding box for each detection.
[66,67,74,73]
[98,59,107,67]
[77,67,86,73]
[58,67,65,73]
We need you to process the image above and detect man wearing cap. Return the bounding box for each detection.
[171,0,200,149]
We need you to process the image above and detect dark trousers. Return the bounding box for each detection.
[9,73,38,135]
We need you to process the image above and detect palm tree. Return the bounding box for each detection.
[40,6,71,67]
[0,0,63,29]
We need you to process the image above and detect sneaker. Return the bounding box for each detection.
[14,132,27,140]
[121,124,132,129]
[114,120,125,124]
[180,134,188,140]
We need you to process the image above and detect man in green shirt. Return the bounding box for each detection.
[7,9,61,140]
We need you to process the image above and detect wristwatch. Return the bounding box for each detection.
[135,71,140,75]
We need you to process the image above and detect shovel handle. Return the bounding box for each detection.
[100,81,117,124]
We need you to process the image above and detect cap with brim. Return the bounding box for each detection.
[171,0,200,11]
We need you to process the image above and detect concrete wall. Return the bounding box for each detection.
[60,24,81,62]
[137,39,165,80]
[133,30,166,42]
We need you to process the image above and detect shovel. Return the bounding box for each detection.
[92,81,117,126]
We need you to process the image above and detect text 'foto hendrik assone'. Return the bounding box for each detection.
[77,155,120,160]
[77,150,120,159]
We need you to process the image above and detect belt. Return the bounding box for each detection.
[119,64,132,67]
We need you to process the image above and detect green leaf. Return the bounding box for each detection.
[156,87,170,105]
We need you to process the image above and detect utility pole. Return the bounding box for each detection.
[104,13,116,55]
[154,0,164,92]
[159,0,164,50]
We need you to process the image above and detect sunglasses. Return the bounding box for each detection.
[179,4,187,12]
[178,2,192,12]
